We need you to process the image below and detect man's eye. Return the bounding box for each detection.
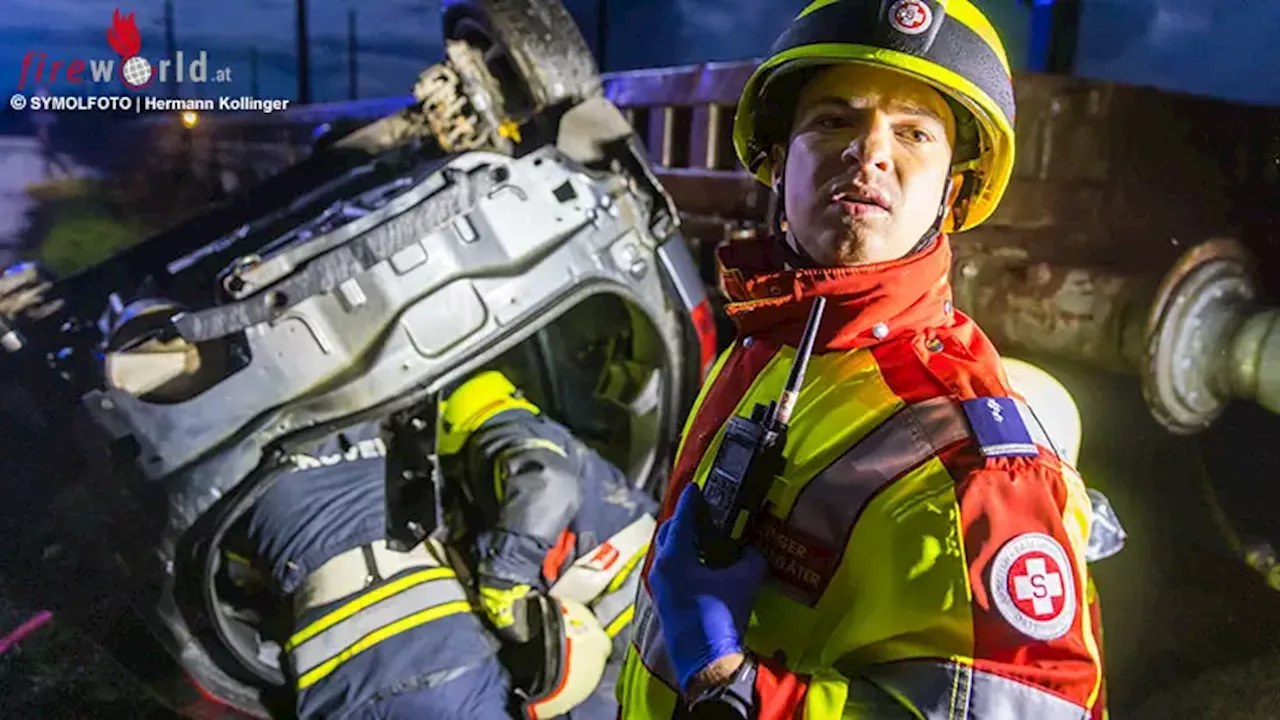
[813,115,848,130]
[901,127,933,143]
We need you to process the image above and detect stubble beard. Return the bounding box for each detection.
[832,215,888,266]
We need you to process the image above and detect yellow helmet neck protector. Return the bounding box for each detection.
[734,0,1017,233]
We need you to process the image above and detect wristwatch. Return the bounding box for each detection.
[685,656,758,720]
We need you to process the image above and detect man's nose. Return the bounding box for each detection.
[839,111,893,173]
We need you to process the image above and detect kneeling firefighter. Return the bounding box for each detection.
[227,418,516,719]
[437,370,660,719]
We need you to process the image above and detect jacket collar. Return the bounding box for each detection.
[717,234,955,352]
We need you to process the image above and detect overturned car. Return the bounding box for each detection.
[0,1,716,716]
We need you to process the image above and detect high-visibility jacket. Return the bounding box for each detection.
[617,236,1107,719]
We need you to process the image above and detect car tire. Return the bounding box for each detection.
[441,0,602,117]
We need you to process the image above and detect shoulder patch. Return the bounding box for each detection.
[989,532,1078,641]
[960,397,1039,458]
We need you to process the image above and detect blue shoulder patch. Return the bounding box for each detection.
[960,397,1040,458]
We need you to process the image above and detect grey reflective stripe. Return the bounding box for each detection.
[1014,398,1059,460]
[786,396,1057,550]
[785,397,972,550]
[630,590,679,689]
[593,561,641,635]
[860,659,1089,720]
[289,575,470,679]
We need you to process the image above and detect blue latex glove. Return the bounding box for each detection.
[647,484,768,691]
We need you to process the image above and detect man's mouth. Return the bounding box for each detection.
[833,188,890,216]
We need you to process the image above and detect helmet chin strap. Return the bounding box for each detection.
[907,176,954,256]
[773,176,954,267]
[772,178,822,269]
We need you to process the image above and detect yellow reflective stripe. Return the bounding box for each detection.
[297,599,472,689]
[1060,464,1104,708]
[223,550,252,566]
[492,438,567,501]
[605,604,635,638]
[479,583,532,629]
[617,640,680,719]
[286,567,456,650]
[592,558,643,638]
[290,576,470,685]
[796,0,840,20]
[605,544,648,595]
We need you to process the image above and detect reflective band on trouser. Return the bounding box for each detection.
[287,567,472,690]
[860,659,1089,719]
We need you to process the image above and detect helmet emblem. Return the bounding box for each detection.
[888,0,933,36]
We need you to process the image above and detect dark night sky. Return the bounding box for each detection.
[0,1,1277,107]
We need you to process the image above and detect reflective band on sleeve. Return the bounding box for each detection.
[1012,397,1057,459]
[288,568,471,689]
[630,590,679,689]
[550,514,657,605]
[860,658,1090,719]
[493,438,568,501]
[592,558,642,638]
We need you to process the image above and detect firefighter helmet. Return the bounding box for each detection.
[436,370,541,456]
[733,0,1017,232]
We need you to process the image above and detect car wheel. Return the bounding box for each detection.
[441,0,602,118]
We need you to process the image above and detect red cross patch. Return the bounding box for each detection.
[989,533,1077,641]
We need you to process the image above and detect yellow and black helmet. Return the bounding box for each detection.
[733,0,1016,232]
[436,370,540,456]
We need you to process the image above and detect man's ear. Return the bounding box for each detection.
[940,172,965,233]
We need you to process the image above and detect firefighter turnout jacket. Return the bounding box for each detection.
[618,235,1107,718]
[448,402,658,648]
[438,375,660,719]
[235,421,512,719]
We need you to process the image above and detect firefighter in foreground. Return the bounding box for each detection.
[225,368,654,718]
[617,1,1109,718]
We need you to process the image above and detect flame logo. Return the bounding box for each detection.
[107,9,141,58]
